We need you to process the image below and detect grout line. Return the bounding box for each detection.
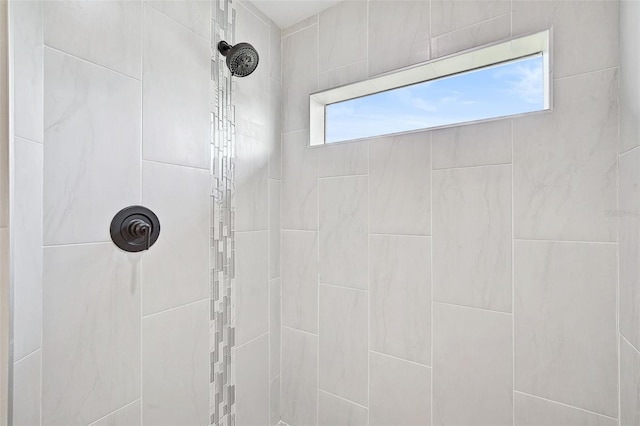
[235,331,269,350]
[616,68,621,426]
[513,238,617,245]
[87,399,142,426]
[281,228,317,233]
[432,162,512,171]
[141,297,209,319]
[13,135,42,145]
[429,130,434,426]
[319,389,369,411]
[621,333,640,355]
[236,1,268,26]
[369,232,431,238]
[513,391,619,421]
[43,45,141,82]
[318,174,369,180]
[553,65,619,82]
[12,347,40,366]
[433,300,512,316]
[319,282,368,293]
[281,21,318,40]
[43,240,111,248]
[511,117,516,425]
[619,144,640,157]
[369,350,431,370]
[282,325,318,337]
[144,2,210,43]
[142,158,210,173]
[432,12,512,40]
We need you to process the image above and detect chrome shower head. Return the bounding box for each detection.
[218,40,259,77]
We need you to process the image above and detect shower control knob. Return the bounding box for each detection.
[110,206,160,253]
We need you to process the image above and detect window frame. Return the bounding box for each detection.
[309,30,551,146]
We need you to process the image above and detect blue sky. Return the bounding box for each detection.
[325,55,545,143]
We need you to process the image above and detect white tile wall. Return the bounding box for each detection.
[514,392,617,426]
[90,401,141,426]
[318,391,368,426]
[282,327,318,426]
[318,0,367,73]
[282,230,318,334]
[621,338,640,426]
[145,0,211,39]
[282,130,318,230]
[235,334,270,426]
[620,0,640,154]
[12,350,41,426]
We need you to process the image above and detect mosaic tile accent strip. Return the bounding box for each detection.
[211,0,236,425]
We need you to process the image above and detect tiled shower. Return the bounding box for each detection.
[1,0,640,426]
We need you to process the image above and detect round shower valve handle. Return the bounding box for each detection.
[110,206,160,253]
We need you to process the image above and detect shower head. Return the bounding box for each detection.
[218,40,259,77]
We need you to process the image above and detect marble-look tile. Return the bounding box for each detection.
[42,243,140,426]
[369,131,431,236]
[43,48,141,245]
[318,140,368,178]
[12,0,43,143]
[142,300,208,426]
[90,401,141,426]
[620,148,640,349]
[282,14,317,38]
[143,5,210,169]
[282,131,318,230]
[282,25,318,133]
[235,2,270,132]
[319,391,368,426]
[319,176,368,289]
[145,0,210,39]
[432,120,511,169]
[13,138,42,361]
[370,235,430,365]
[236,334,270,426]
[235,231,269,345]
[318,0,366,73]
[514,392,616,426]
[433,303,512,426]
[513,69,618,242]
[270,376,281,426]
[368,1,430,77]
[270,180,281,279]
[319,285,368,405]
[620,0,640,154]
[12,350,41,426]
[269,80,282,180]
[270,20,282,84]
[282,327,318,426]
[514,241,617,416]
[0,2,6,228]
[431,0,510,37]
[513,0,618,79]
[432,165,512,312]
[369,351,431,426]
[44,0,142,79]
[141,161,209,315]
[235,132,269,231]
[431,14,511,59]
[282,230,318,333]
[270,278,281,379]
[621,338,640,426]
[318,60,368,91]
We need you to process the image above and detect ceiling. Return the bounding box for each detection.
[250,0,345,29]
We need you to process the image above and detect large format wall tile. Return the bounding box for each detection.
[319,60,367,92]
[145,0,210,39]
[142,5,210,169]
[12,350,41,426]
[270,179,281,278]
[431,0,510,37]
[433,303,512,426]
[319,285,368,405]
[270,376,281,426]
[431,14,511,59]
[620,0,640,154]
[514,392,617,426]
[282,25,318,133]
[370,235,430,365]
[369,131,430,236]
[12,0,43,143]
[368,1,430,76]
[512,0,618,79]
[318,140,368,178]
[282,131,317,230]
[142,161,209,316]
[432,120,512,169]
[369,351,431,426]
[270,278,281,379]
[319,176,368,289]
[44,48,141,245]
[236,334,270,426]
[318,0,366,73]
[44,0,142,79]
[433,165,512,313]
[13,138,42,361]
[319,391,368,426]
[620,148,640,349]
[514,241,617,416]
[270,20,281,84]
[269,80,283,180]
[235,132,269,231]
[513,69,618,242]
[91,401,141,426]
[621,338,640,426]
[42,243,140,426]
[235,231,269,345]
[142,300,208,426]
[282,327,318,426]
[282,230,318,333]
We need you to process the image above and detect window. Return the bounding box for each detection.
[310,30,550,146]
